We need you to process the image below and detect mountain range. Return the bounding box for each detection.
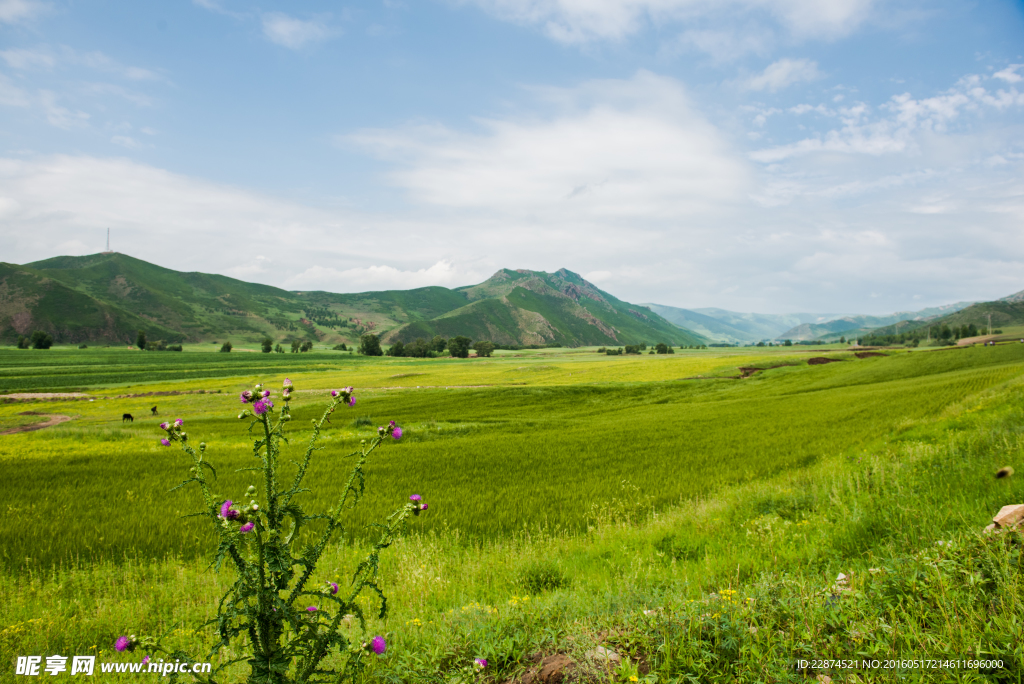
[0,254,704,348]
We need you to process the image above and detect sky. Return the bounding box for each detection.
[0,0,1022,314]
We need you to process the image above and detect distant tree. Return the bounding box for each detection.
[31,331,53,350]
[359,333,383,356]
[78,343,88,349]
[474,340,496,357]
[448,336,472,358]
[386,341,406,357]
[274,343,285,353]
[430,335,447,352]
[136,330,147,350]
[407,338,431,358]
[639,342,647,351]
[839,336,846,344]
[300,340,313,352]
[291,340,301,353]
[17,336,29,349]
[655,342,669,354]
[220,341,233,353]
[623,344,640,355]
[784,339,793,347]
[261,338,273,353]
[332,343,348,351]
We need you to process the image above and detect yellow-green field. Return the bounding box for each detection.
[2,343,1023,682]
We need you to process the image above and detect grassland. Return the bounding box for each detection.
[1,343,1023,682]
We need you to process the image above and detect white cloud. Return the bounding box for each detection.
[0,47,57,70]
[464,0,875,47]
[993,64,1023,84]
[0,0,47,24]
[261,13,333,49]
[347,71,750,219]
[285,260,484,291]
[751,71,1024,162]
[743,58,822,92]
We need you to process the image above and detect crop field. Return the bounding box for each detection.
[1,343,1022,572]
[2,342,1024,681]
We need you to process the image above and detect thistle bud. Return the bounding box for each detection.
[247,485,257,496]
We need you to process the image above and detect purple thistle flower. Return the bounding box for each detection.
[240,521,254,533]
[159,421,169,430]
[348,396,356,407]
[159,438,170,447]
[409,494,421,503]
[370,636,386,655]
[253,398,273,416]
[173,419,183,427]
[220,500,236,519]
[330,389,339,397]
[330,582,338,595]
[283,378,292,388]
[262,390,270,398]
[389,420,396,427]
[393,427,402,440]
[420,503,428,511]
[474,658,488,669]
[142,655,150,665]
[239,392,250,404]
[115,636,130,652]
[307,606,318,612]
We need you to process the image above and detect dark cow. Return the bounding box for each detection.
[151,406,158,416]
[122,413,134,423]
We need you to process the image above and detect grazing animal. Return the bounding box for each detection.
[996,466,1014,479]
[122,413,134,423]
[151,406,158,416]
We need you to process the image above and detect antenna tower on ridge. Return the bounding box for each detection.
[104,228,113,254]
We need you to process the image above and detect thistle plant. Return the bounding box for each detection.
[129,378,423,683]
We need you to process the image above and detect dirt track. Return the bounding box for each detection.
[0,413,72,435]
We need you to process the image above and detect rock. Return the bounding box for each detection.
[585,646,621,665]
[817,676,833,684]
[996,466,1014,479]
[520,654,575,684]
[993,504,1024,528]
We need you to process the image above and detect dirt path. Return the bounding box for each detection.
[0,413,72,435]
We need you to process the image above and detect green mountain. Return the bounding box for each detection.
[383,268,704,347]
[1,254,703,347]
[864,295,1024,340]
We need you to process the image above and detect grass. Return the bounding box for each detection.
[1,343,1023,681]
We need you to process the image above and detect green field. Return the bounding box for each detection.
[2,343,1024,682]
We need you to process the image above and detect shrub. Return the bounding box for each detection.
[387,341,406,357]
[406,338,431,358]
[474,341,496,357]
[30,331,53,349]
[359,334,383,356]
[430,335,447,352]
[220,341,233,353]
[300,340,313,352]
[262,338,273,353]
[655,342,669,354]
[78,343,88,349]
[136,330,147,350]
[448,336,472,358]
[135,383,422,683]
[291,340,301,353]
[275,343,285,353]
[333,343,348,351]
[17,336,29,349]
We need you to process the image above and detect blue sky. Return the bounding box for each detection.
[1,0,1022,313]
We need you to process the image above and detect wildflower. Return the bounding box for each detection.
[410,494,422,503]
[240,521,254,533]
[393,427,403,440]
[474,658,488,670]
[370,636,386,655]
[159,438,170,447]
[220,500,240,520]
[115,636,133,652]
[348,396,356,407]
[240,391,252,404]
[329,582,338,595]
[173,419,183,427]
[331,390,339,397]
[306,606,318,612]
[629,677,638,683]
[142,655,150,665]
[159,422,169,430]
[253,398,273,416]
[283,378,292,389]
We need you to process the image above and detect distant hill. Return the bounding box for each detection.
[777,302,976,342]
[644,305,852,344]
[1,254,703,347]
[864,296,1024,340]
